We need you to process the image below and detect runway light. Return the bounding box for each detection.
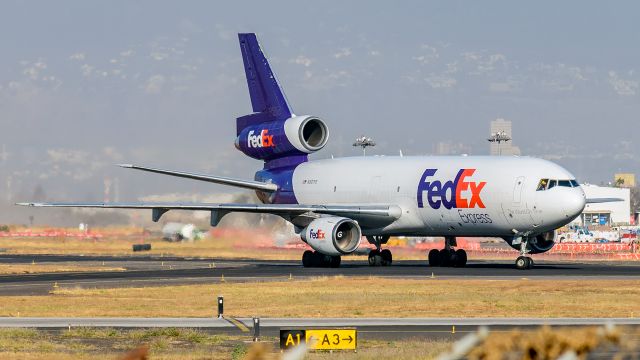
[217,296,224,318]
[253,317,260,342]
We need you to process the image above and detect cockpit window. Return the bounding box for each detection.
[536,179,549,191]
[538,179,578,190]
[558,180,571,187]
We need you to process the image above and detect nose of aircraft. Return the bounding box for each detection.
[564,188,586,219]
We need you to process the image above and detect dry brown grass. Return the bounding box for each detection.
[0,327,451,360]
[465,325,640,360]
[0,328,241,360]
[307,339,451,360]
[0,234,307,260]
[2,277,639,318]
[0,264,125,274]
[0,232,427,261]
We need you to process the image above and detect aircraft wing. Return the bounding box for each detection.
[16,202,401,227]
[117,164,278,192]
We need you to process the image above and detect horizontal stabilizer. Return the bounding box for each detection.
[117,164,278,192]
[585,198,624,204]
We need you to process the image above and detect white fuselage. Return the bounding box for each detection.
[291,156,586,237]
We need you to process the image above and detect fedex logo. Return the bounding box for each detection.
[247,129,275,148]
[309,228,325,240]
[417,169,486,209]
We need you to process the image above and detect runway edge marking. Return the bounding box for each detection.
[225,317,250,332]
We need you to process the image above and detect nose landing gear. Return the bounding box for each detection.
[514,236,534,270]
[428,236,467,267]
[515,255,533,270]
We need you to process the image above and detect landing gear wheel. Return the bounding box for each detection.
[428,249,440,267]
[368,250,387,266]
[438,249,452,267]
[302,251,341,268]
[329,255,341,268]
[369,250,382,266]
[302,250,314,267]
[380,249,393,266]
[454,249,467,267]
[515,256,533,270]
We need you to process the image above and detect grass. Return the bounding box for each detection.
[0,233,308,260]
[0,228,430,261]
[0,264,125,274]
[0,328,239,359]
[0,327,452,359]
[2,277,640,318]
[0,326,638,359]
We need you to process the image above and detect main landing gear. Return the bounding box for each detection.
[367,235,393,266]
[301,250,341,268]
[428,236,467,267]
[514,237,534,270]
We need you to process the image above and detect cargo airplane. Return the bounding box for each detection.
[20,33,611,270]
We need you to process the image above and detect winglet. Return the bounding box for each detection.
[117,163,134,168]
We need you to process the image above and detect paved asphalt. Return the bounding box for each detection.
[1,317,639,340]
[0,254,639,295]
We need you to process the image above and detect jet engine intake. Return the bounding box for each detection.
[528,230,557,254]
[284,115,329,153]
[503,230,557,254]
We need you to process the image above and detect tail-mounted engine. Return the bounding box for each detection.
[235,115,329,161]
[300,216,362,256]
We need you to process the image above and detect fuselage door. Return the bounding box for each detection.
[503,176,535,227]
[512,176,525,204]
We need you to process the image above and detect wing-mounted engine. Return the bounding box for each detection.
[503,230,557,254]
[235,115,329,161]
[300,216,362,256]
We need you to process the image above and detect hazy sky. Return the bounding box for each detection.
[1,1,639,206]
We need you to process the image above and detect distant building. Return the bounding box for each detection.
[614,173,635,188]
[434,141,470,155]
[489,118,521,156]
[572,184,631,226]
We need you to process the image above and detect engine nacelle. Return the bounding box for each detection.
[235,115,329,161]
[301,217,361,256]
[503,230,557,254]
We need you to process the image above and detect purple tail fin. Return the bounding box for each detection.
[237,33,293,134]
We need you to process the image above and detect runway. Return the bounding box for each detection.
[1,254,639,295]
